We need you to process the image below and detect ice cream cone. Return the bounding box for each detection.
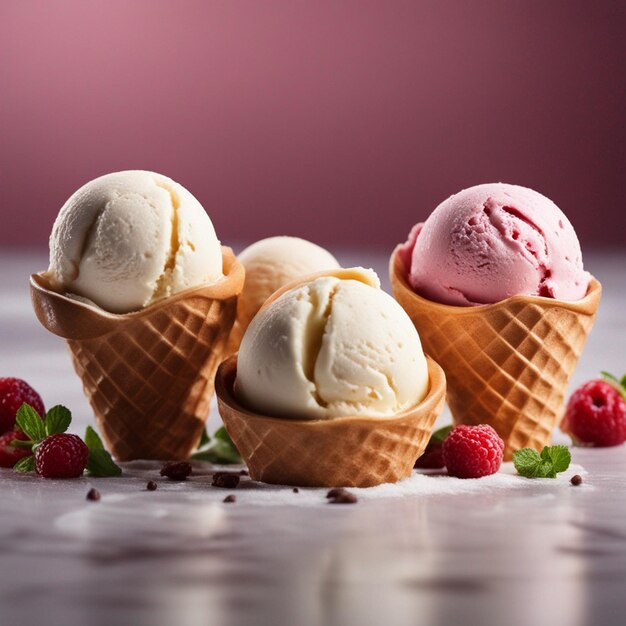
[390,247,601,460]
[216,354,446,488]
[30,247,245,461]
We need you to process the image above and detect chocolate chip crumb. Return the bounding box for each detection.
[326,487,346,499]
[326,487,358,504]
[212,472,240,489]
[239,469,249,476]
[223,495,237,503]
[329,491,357,504]
[146,480,158,491]
[86,488,100,501]
[570,474,583,486]
[293,487,299,493]
[160,462,192,481]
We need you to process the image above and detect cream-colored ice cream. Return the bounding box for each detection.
[236,236,340,331]
[235,268,429,419]
[46,170,222,313]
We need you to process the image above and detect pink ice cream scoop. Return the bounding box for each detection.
[399,183,590,306]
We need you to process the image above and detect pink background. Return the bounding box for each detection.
[1,1,624,251]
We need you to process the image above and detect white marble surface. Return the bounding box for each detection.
[0,249,624,626]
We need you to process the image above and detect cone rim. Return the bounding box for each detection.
[389,245,601,316]
[30,246,245,339]
[216,353,446,430]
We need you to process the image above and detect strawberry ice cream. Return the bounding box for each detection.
[399,183,590,305]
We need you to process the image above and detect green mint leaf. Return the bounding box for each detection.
[214,426,232,443]
[600,371,619,384]
[191,440,242,464]
[191,426,241,464]
[10,439,34,449]
[83,426,122,476]
[539,461,557,479]
[15,403,45,442]
[514,445,571,478]
[601,372,626,399]
[198,427,211,449]
[191,437,242,464]
[540,445,571,474]
[44,405,72,436]
[13,455,35,473]
[432,425,453,443]
[84,425,105,450]
[190,449,221,463]
[86,449,122,477]
[513,448,544,477]
[213,427,241,462]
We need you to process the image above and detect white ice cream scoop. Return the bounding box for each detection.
[237,236,340,330]
[235,268,429,419]
[46,170,223,313]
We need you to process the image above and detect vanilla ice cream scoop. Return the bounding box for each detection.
[235,268,429,419]
[237,236,340,330]
[46,170,223,313]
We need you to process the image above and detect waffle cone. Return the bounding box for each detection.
[216,355,446,487]
[30,247,245,461]
[390,247,601,459]
[224,319,244,357]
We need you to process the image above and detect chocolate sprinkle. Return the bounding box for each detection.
[212,472,240,489]
[160,462,192,481]
[326,487,358,504]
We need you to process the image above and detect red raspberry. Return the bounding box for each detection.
[414,439,445,469]
[443,424,504,479]
[562,380,626,447]
[0,430,31,468]
[35,433,89,478]
[0,378,45,434]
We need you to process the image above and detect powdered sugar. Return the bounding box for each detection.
[175,461,588,507]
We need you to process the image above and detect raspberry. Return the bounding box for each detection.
[414,439,445,469]
[0,430,31,468]
[35,433,89,478]
[443,424,504,479]
[0,378,45,434]
[562,380,626,447]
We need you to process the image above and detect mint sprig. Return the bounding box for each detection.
[84,426,122,477]
[44,405,71,436]
[191,426,242,464]
[431,424,453,443]
[600,371,626,400]
[513,445,571,478]
[84,425,104,450]
[13,456,36,473]
[15,403,46,442]
[9,403,121,478]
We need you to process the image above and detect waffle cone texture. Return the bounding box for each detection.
[390,247,601,460]
[216,355,446,488]
[30,247,245,461]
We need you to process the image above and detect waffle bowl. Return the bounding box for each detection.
[30,247,245,461]
[216,354,446,488]
[390,247,601,460]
